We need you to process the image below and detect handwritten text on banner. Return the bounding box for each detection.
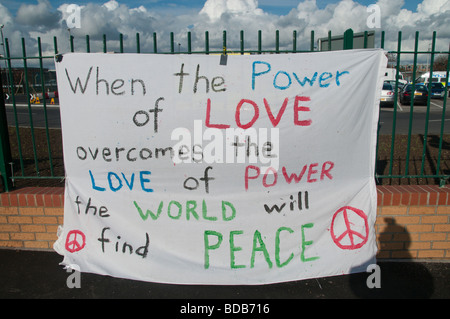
[54,50,386,284]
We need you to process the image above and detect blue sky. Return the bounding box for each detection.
[260,0,422,15]
[1,0,424,15]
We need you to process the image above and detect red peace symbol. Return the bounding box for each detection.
[65,230,86,253]
[330,206,369,250]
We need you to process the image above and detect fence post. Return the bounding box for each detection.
[343,28,354,50]
[0,65,12,192]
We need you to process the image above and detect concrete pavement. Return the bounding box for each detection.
[0,249,449,300]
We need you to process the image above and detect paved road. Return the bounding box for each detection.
[379,98,450,135]
[5,104,61,129]
[0,249,449,300]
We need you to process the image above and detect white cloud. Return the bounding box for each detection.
[373,0,404,20]
[103,0,119,11]
[15,0,61,29]
[0,0,449,62]
[200,0,263,22]
[0,3,14,27]
[417,0,450,16]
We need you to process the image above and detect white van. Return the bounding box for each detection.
[383,68,407,86]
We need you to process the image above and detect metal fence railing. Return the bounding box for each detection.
[1,29,449,192]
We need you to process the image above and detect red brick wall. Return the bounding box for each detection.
[0,185,449,259]
[0,187,64,249]
[376,185,450,259]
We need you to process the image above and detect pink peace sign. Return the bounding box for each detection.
[65,230,86,253]
[330,206,369,250]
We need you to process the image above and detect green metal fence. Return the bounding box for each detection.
[0,29,449,192]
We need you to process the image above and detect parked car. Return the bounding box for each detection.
[399,84,428,105]
[428,82,445,99]
[384,80,405,92]
[380,81,395,107]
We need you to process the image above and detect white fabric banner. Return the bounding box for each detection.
[54,50,386,285]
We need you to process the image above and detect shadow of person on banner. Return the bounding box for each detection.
[348,217,434,298]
